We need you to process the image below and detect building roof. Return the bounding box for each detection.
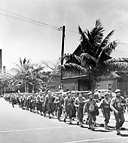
[117,72,128,82]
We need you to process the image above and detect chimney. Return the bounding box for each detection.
[0,49,2,74]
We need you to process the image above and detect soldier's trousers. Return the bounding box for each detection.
[114,112,125,130]
[103,109,110,124]
[88,111,96,126]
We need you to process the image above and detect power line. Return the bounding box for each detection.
[0,8,80,34]
[0,13,53,29]
[0,8,61,31]
[1,8,128,43]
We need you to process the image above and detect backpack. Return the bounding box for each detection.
[88,100,99,116]
[113,97,126,112]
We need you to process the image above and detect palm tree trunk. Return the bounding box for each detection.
[90,78,96,92]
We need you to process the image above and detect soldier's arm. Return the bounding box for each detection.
[110,98,118,113]
[74,98,79,107]
[121,96,126,107]
[64,98,67,110]
[43,96,47,106]
[99,99,103,109]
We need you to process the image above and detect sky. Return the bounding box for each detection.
[0,0,128,72]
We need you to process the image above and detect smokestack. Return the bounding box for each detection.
[3,66,6,74]
[0,49,2,74]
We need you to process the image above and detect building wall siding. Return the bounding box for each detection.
[118,81,128,95]
[96,79,117,92]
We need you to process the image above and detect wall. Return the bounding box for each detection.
[48,74,61,92]
[118,81,128,95]
[62,78,78,91]
[96,79,117,92]
[78,79,91,91]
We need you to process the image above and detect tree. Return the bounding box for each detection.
[41,59,61,87]
[61,20,128,90]
[28,64,48,92]
[10,58,48,92]
[10,58,32,92]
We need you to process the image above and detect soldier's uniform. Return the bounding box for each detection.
[75,94,85,127]
[100,92,111,129]
[110,89,126,135]
[11,93,16,107]
[44,91,55,118]
[85,92,98,130]
[64,91,75,124]
[56,94,64,121]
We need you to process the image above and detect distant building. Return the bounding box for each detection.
[62,71,91,91]
[48,72,61,92]
[48,45,128,95]
[97,72,128,95]
[47,69,128,95]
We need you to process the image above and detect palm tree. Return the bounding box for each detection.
[10,58,48,92]
[61,20,128,90]
[10,58,32,92]
[28,64,48,92]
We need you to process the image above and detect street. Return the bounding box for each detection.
[0,98,128,143]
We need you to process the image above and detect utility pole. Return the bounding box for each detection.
[60,25,65,90]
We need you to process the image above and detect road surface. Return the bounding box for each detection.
[0,98,128,143]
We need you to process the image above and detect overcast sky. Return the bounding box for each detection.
[0,0,128,71]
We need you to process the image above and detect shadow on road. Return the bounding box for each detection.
[120,134,128,137]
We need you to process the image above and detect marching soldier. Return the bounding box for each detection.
[36,93,41,114]
[84,91,99,130]
[110,89,126,135]
[56,93,64,121]
[64,91,75,124]
[44,90,55,118]
[75,93,85,127]
[100,92,111,130]
[10,93,16,108]
[40,92,45,116]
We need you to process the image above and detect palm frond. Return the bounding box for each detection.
[78,26,92,51]
[98,40,117,61]
[23,58,26,65]
[27,59,30,64]
[78,26,86,41]
[32,66,44,73]
[91,20,104,45]
[96,30,114,57]
[64,54,81,65]
[83,20,104,55]
[104,58,128,71]
[61,63,87,74]
[19,57,22,66]
[80,53,96,67]
[104,40,117,55]
[95,19,102,28]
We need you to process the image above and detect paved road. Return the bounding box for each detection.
[0,98,128,143]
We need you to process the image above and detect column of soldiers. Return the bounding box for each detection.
[4,88,127,135]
